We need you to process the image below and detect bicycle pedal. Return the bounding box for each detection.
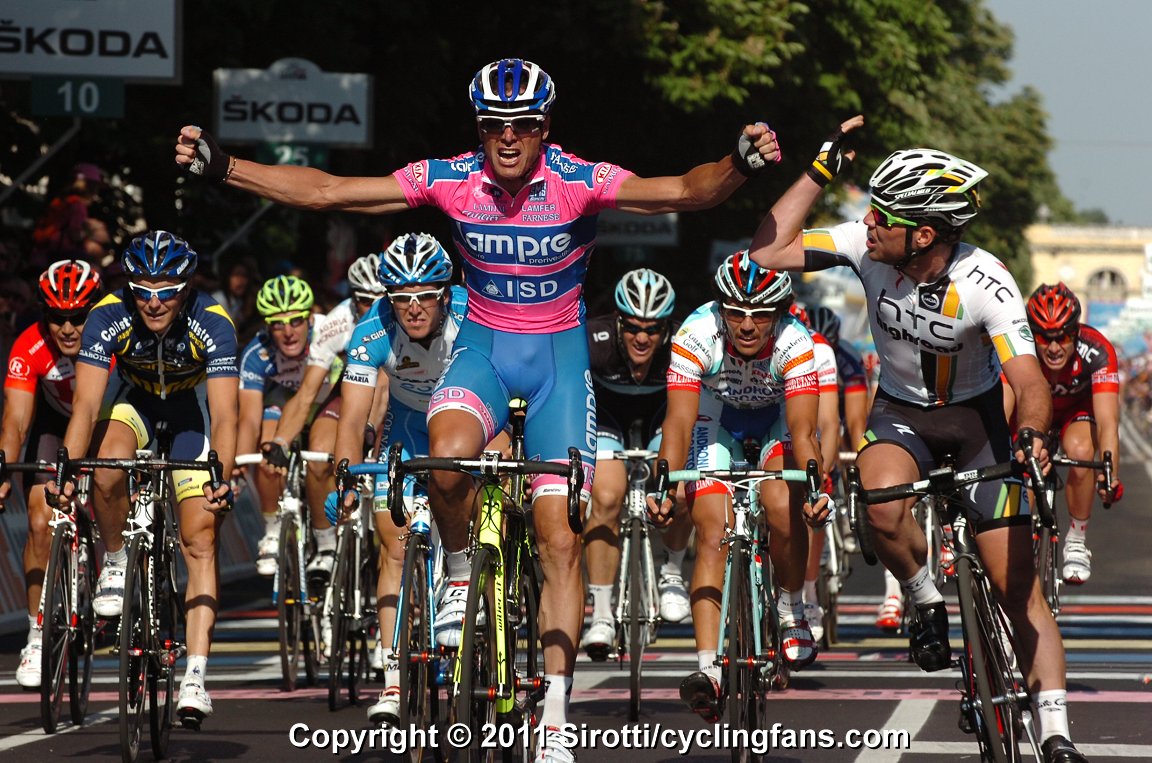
[178,708,205,731]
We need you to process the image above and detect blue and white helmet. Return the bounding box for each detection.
[615,269,675,320]
[378,233,453,288]
[122,230,198,280]
[469,59,556,117]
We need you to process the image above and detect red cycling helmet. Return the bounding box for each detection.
[1026,282,1081,334]
[38,259,103,311]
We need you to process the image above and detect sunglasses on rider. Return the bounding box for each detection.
[387,288,445,307]
[477,116,545,137]
[619,319,667,336]
[869,203,919,230]
[45,308,91,326]
[1033,325,1076,344]
[720,303,780,323]
[353,293,378,308]
[128,280,189,303]
[266,312,310,330]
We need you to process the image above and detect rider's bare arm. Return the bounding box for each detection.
[271,364,330,448]
[237,388,265,459]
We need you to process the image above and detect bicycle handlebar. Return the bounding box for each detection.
[1050,450,1115,509]
[234,450,333,467]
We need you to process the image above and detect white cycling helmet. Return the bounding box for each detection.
[869,149,988,229]
[469,58,556,117]
[347,253,386,296]
[614,269,675,320]
[379,233,453,288]
[714,251,792,307]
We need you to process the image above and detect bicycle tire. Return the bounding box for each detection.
[149,529,178,758]
[1035,520,1061,617]
[277,513,304,691]
[508,546,543,763]
[452,545,498,763]
[626,518,646,722]
[398,535,435,762]
[39,523,72,734]
[327,527,353,712]
[956,555,1017,763]
[119,537,149,763]
[726,539,761,763]
[348,539,375,707]
[69,518,96,726]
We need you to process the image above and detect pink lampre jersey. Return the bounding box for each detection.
[394,144,632,333]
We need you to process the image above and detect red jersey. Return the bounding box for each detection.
[5,322,79,417]
[1049,324,1119,422]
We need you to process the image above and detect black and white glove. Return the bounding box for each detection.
[185,128,232,183]
[806,128,852,187]
[731,122,780,178]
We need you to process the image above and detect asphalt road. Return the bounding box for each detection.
[3,434,1152,762]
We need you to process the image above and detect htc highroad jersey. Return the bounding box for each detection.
[803,222,1035,407]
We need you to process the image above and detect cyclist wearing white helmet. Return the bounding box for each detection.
[579,269,695,659]
[322,232,470,726]
[648,251,829,725]
[749,115,1086,763]
[260,254,384,588]
[176,57,783,760]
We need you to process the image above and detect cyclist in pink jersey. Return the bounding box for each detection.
[1,260,103,689]
[175,57,781,759]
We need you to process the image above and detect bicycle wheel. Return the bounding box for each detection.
[327,529,352,711]
[69,520,96,726]
[726,539,761,763]
[625,518,646,722]
[150,538,179,756]
[119,537,149,763]
[346,539,374,707]
[278,512,304,691]
[451,546,498,763]
[39,524,72,734]
[511,548,543,763]
[398,535,435,763]
[956,556,1019,763]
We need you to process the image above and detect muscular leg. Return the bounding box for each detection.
[857,444,925,580]
[24,481,52,618]
[686,492,728,654]
[1062,420,1098,524]
[178,494,222,658]
[584,457,624,595]
[535,495,586,677]
[91,420,139,555]
[306,414,339,532]
[426,409,487,552]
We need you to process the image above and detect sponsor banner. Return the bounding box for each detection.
[597,209,678,247]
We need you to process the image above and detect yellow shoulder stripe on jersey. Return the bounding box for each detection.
[801,229,837,253]
[94,292,123,308]
[208,303,237,327]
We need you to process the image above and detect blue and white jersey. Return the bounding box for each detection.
[239,316,321,395]
[342,286,468,411]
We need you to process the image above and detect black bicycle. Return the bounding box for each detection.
[847,444,1050,763]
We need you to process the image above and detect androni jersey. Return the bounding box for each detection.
[394,144,632,333]
[1049,323,1120,420]
[803,222,1035,407]
[79,289,239,397]
[667,303,819,408]
[343,286,468,412]
[308,298,356,371]
[239,314,335,401]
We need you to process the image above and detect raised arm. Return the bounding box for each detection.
[614,122,781,214]
[747,115,864,272]
[175,126,411,215]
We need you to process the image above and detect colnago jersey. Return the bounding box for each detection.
[803,222,1035,407]
[1049,324,1120,419]
[667,303,819,409]
[79,289,239,396]
[307,299,356,371]
[239,314,335,402]
[343,286,468,412]
[394,144,632,334]
[5,322,81,416]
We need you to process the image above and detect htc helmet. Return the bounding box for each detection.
[614,269,675,320]
[869,149,988,230]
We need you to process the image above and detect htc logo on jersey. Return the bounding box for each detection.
[876,289,962,353]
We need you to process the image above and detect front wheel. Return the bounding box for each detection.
[726,540,761,763]
[69,521,96,727]
[149,542,179,758]
[277,513,304,691]
[119,539,150,763]
[40,525,72,734]
[450,546,498,763]
[326,529,352,712]
[1034,520,1061,617]
[398,535,436,763]
[625,518,648,722]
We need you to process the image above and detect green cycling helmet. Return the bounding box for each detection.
[257,275,314,318]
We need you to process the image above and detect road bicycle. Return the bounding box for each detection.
[0,454,101,734]
[816,454,854,646]
[846,444,1050,763]
[658,457,820,763]
[388,398,583,763]
[607,447,662,722]
[327,461,377,711]
[346,445,443,763]
[60,424,228,763]
[236,445,332,691]
[1033,450,1113,616]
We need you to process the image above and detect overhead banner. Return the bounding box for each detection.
[0,0,181,82]
[214,58,373,147]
